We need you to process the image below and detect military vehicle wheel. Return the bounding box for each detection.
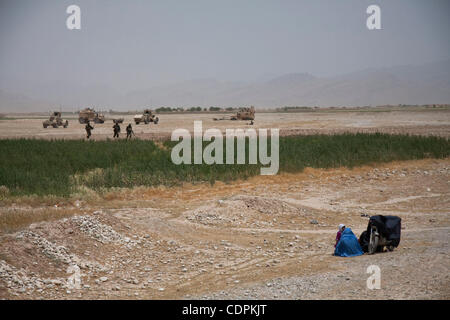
[135,121,140,125]
[387,245,394,252]
[43,124,48,128]
[52,123,58,128]
[154,117,159,124]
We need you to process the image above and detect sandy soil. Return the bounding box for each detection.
[1,108,450,140]
[0,158,449,300]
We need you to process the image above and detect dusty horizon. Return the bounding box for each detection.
[1,1,449,111]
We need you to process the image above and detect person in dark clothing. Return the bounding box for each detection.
[126,123,134,139]
[113,123,121,138]
[85,121,93,139]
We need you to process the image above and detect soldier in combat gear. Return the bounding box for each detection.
[85,121,94,139]
[113,122,121,138]
[126,123,134,140]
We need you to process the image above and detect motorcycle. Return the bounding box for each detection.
[359,215,402,255]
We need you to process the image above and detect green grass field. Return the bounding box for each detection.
[0,133,448,196]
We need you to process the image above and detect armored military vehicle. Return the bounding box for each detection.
[78,108,105,124]
[134,109,159,125]
[42,112,69,128]
[214,106,256,121]
[231,106,255,120]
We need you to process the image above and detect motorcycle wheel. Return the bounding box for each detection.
[368,229,379,255]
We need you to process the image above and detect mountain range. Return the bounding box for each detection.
[1,59,449,112]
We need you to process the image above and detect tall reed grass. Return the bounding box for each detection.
[0,133,448,196]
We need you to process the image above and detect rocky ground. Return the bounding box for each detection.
[0,158,449,300]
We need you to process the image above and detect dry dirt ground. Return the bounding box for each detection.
[1,107,450,139]
[0,108,449,300]
[0,158,449,300]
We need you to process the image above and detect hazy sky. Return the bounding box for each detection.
[1,0,449,93]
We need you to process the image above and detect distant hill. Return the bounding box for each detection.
[0,90,54,113]
[129,60,450,107]
[1,59,449,112]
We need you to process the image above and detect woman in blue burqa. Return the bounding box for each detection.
[334,227,364,257]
